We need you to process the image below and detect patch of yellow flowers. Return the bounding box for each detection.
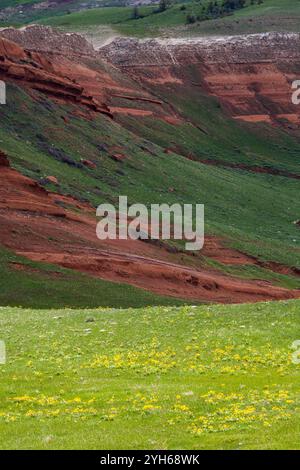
[0,384,298,435]
[82,347,177,375]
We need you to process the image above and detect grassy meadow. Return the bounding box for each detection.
[0,300,299,449]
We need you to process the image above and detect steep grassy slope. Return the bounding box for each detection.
[109,85,300,270]
[0,299,299,449]
[0,83,299,273]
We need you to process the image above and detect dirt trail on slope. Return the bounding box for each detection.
[0,154,299,304]
[99,34,300,126]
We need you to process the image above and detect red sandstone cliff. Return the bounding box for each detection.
[3,27,299,126]
[0,26,173,121]
[0,28,299,303]
[99,34,300,125]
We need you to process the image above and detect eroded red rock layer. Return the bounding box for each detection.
[2,28,300,125]
[0,154,299,304]
[99,34,300,125]
[0,29,299,303]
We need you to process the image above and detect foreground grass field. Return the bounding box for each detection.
[0,300,299,449]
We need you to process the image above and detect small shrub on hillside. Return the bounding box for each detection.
[186,14,197,24]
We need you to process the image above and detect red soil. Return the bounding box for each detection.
[201,159,300,180]
[0,37,112,117]
[100,38,300,127]
[132,61,300,126]
[0,157,299,304]
[0,34,184,125]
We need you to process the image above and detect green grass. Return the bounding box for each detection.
[0,299,299,449]
[2,0,300,36]
[184,0,300,36]
[47,6,142,26]
[0,246,185,309]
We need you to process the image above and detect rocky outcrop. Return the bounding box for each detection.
[0,25,95,58]
[99,34,300,124]
[0,158,299,304]
[0,36,112,116]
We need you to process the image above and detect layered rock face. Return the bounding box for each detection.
[99,34,300,124]
[100,34,300,65]
[0,27,299,303]
[0,35,112,116]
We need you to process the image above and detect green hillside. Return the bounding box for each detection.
[0,247,185,309]
[0,0,299,453]
[0,3,299,306]
[1,83,299,284]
